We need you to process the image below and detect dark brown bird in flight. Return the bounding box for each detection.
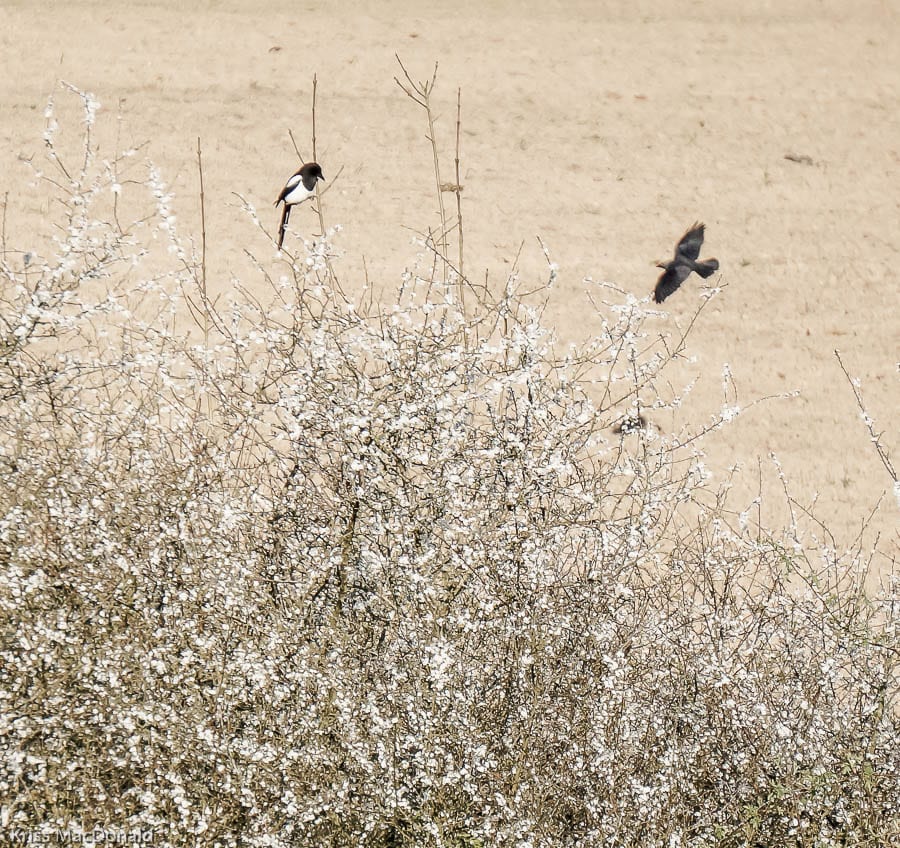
[275,161,325,250]
[653,222,719,303]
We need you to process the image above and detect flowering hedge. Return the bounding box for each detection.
[1,86,897,848]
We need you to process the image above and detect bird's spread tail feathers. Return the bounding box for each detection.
[695,258,719,278]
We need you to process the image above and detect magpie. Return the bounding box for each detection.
[275,162,325,249]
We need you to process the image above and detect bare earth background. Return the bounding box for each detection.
[2,1,897,560]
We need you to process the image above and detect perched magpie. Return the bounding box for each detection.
[653,222,719,303]
[274,162,325,249]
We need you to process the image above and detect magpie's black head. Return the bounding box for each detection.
[302,162,324,181]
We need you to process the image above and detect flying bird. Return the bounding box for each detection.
[275,162,325,249]
[653,222,719,303]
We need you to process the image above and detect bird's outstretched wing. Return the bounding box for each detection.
[654,263,692,303]
[675,222,705,262]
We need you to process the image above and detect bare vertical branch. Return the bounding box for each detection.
[311,74,319,164]
[424,72,447,275]
[455,87,465,306]
[196,138,208,303]
[194,136,214,425]
[308,75,341,291]
[311,73,327,239]
[196,137,209,349]
[1,191,8,263]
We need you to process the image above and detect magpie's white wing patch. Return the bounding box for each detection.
[276,171,312,206]
[282,182,315,206]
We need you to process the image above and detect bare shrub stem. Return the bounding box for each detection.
[395,56,450,283]
[835,349,897,485]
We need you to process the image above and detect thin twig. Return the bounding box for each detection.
[311,74,319,164]
[307,75,341,292]
[287,129,305,164]
[196,139,208,302]
[394,55,449,283]
[111,99,126,233]
[196,137,209,350]
[311,74,327,237]
[834,350,897,485]
[1,192,7,262]
[455,86,465,304]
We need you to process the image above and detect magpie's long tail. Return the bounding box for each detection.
[277,204,291,250]
[695,258,719,279]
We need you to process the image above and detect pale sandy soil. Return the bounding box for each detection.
[2,1,898,560]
